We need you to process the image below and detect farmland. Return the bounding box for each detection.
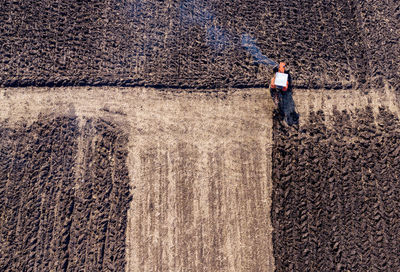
[0,113,131,271]
[0,87,275,271]
[273,90,400,271]
[1,1,398,90]
[1,0,400,271]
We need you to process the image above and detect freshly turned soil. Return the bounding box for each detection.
[0,0,399,270]
[271,107,400,271]
[0,116,131,271]
[0,0,398,89]
[354,0,400,91]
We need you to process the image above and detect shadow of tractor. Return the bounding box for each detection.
[279,89,299,126]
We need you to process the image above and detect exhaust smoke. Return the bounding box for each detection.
[241,34,277,67]
[180,0,276,65]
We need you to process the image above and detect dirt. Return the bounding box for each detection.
[1,0,400,270]
[354,0,400,91]
[67,118,131,271]
[125,88,275,271]
[1,1,398,90]
[0,116,78,271]
[0,114,131,271]
[1,86,398,271]
[272,105,400,271]
[0,87,275,271]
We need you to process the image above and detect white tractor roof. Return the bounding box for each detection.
[275,72,288,87]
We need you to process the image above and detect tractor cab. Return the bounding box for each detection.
[270,62,289,91]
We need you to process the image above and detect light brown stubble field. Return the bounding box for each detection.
[0,87,275,271]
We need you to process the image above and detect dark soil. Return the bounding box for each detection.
[0,116,131,271]
[1,0,398,89]
[354,0,400,91]
[271,107,400,271]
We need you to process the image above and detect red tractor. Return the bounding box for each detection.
[270,62,290,108]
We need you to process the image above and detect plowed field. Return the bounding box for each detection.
[1,0,399,90]
[272,90,400,271]
[1,0,400,271]
[0,114,131,271]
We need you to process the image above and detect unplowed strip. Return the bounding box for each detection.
[0,87,275,271]
[126,88,274,271]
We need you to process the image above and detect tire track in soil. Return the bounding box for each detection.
[272,106,400,271]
